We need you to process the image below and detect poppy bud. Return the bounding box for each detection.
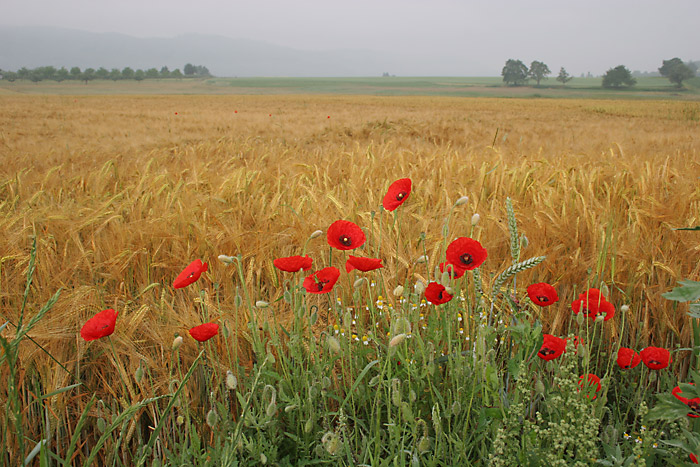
[391,378,402,407]
[285,404,297,413]
[471,213,481,226]
[256,300,269,308]
[409,389,417,402]
[172,336,183,351]
[415,255,429,264]
[135,363,144,384]
[418,436,431,454]
[97,417,106,434]
[521,235,529,249]
[260,454,268,465]
[595,314,605,323]
[576,311,585,326]
[176,415,184,425]
[389,333,407,348]
[600,283,610,297]
[414,281,426,295]
[451,400,462,416]
[455,196,469,206]
[353,277,366,288]
[326,335,341,353]
[310,230,324,239]
[218,255,235,265]
[206,408,218,428]
[621,304,630,313]
[225,370,237,390]
[393,285,404,297]
[305,419,314,433]
[535,379,545,395]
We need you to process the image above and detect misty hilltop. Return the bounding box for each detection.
[0,26,400,77]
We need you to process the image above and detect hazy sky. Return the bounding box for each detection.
[3,0,699,75]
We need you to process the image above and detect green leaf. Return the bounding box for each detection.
[662,279,700,303]
[689,303,700,318]
[673,226,700,231]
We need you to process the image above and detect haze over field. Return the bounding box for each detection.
[2,0,699,77]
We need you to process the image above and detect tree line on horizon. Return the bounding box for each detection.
[501,57,697,89]
[0,63,211,83]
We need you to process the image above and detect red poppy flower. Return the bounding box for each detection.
[640,346,672,370]
[672,385,700,418]
[537,334,566,361]
[527,283,559,307]
[445,237,487,272]
[616,347,641,369]
[189,322,219,342]
[578,374,602,399]
[173,259,208,289]
[424,282,453,305]
[691,453,699,464]
[571,293,615,321]
[327,220,366,251]
[345,256,383,273]
[80,308,118,341]
[382,178,412,211]
[273,255,313,272]
[439,262,466,279]
[303,267,341,294]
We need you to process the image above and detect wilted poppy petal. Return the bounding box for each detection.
[189,322,219,342]
[303,267,341,294]
[382,178,412,211]
[274,255,313,272]
[446,237,487,272]
[173,259,208,289]
[80,309,119,341]
[424,282,453,305]
[327,220,366,251]
[346,256,383,273]
[527,283,559,307]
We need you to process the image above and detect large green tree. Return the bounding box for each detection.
[602,65,636,88]
[659,58,695,88]
[528,61,551,86]
[502,59,529,86]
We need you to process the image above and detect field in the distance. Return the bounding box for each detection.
[1,93,698,370]
[2,75,700,99]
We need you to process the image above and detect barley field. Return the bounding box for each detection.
[1,94,699,464]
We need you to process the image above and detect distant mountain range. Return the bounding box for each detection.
[0,26,400,77]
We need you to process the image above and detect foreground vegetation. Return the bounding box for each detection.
[0,95,699,464]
